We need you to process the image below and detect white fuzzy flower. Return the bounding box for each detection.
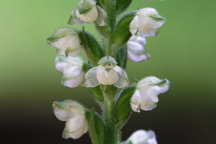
[126,130,158,144]
[47,28,82,56]
[84,56,129,88]
[55,56,85,88]
[130,8,166,37]
[69,0,107,26]
[53,100,88,139]
[131,76,170,112]
[127,35,150,62]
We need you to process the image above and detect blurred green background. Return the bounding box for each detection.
[0,0,215,143]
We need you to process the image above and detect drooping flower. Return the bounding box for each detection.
[127,35,150,62]
[126,130,158,144]
[84,56,129,88]
[55,56,85,88]
[47,28,82,56]
[131,76,170,112]
[53,100,88,139]
[130,8,166,37]
[68,0,107,26]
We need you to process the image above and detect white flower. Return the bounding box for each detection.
[53,100,88,139]
[130,8,166,37]
[84,56,129,88]
[47,28,82,56]
[76,0,98,22]
[55,56,85,88]
[131,76,170,112]
[126,130,158,144]
[69,0,107,26]
[127,35,150,62]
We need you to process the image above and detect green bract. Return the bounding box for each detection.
[47,0,170,144]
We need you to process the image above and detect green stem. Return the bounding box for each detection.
[99,1,120,144]
[101,85,119,144]
[104,37,111,56]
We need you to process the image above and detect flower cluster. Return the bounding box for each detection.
[128,7,166,62]
[47,0,170,144]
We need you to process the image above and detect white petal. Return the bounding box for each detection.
[127,36,150,62]
[130,90,142,112]
[132,76,170,111]
[53,100,85,121]
[68,8,86,25]
[127,130,158,144]
[128,50,150,62]
[52,30,81,50]
[55,57,68,72]
[63,72,85,88]
[48,28,82,56]
[129,16,139,35]
[63,116,88,139]
[130,8,165,37]
[63,116,86,139]
[96,65,119,85]
[95,6,107,26]
[77,6,98,22]
[63,66,81,78]
[127,41,144,53]
[68,48,81,57]
[131,103,140,113]
[67,56,83,67]
[113,66,129,88]
[84,67,99,87]
[53,107,72,121]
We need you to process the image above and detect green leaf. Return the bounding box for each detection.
[112,11,137,49]
[113,86,136,129]
[115,0,132,14]
[95,25,110,38]
[86,110,107,144]
[97,0,105,7]
[114,45,127,69]
[91,86,104,102]
[78,30,104,65]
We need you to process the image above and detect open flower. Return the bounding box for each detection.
[47,28,82,56]
[131,76,170,112]
[55,56,85,88]
[130,8,166,37]
[126,130,158,144]
[84,56,128,88]
[53,100,88,139]
[127,35,150,62]
[68,0,107,26]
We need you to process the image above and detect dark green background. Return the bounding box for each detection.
[0,0,215,143]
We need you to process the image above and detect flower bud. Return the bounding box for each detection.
[76,0,98,22]
[47,28,82,56]
[130,8,166,37]
[84,56,129,88]
[126,130,158,144]
[53,100,88,139]
[131,76,170,112]
[55,56,85,88]
[127,35,150,62]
